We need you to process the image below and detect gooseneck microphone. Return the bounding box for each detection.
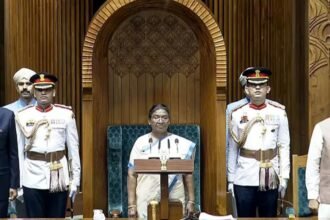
[149,137,153,153]
[175,138,179,153]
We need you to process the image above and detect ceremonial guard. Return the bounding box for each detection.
[227,67,290,217]
[15,73,80,218]
[306,117,330,218]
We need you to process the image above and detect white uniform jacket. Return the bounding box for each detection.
[16,104,81,190]
[227,101,290,186]
[306,122,323,200]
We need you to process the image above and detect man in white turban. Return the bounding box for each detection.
[4,68,36,112]
[3,67,36,218]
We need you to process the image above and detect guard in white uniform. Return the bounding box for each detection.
[306,118,330,218]
[15,73,81,218]
[227,67,290,217]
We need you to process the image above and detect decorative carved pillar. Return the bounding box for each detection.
[308,0,330,135]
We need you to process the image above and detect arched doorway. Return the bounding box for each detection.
[82,0,227,217]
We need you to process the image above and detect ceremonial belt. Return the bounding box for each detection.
[26,150,66,162]
[239,147,277,161]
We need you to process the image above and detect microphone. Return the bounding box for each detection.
[148,138,159,159]
[149,138,153,153]
[175,138,179,154]
[167,139,170,154]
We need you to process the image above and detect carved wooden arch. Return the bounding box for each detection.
[81,0,227,217]
[82,0,226,90]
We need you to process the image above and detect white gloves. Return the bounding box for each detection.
[93,209,106,220]
[308,199,319,210]
[16,188,24,203]
[228,182,234,195]
[69,184,78,202]
[278,179,288,199]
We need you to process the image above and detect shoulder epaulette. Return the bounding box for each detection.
[228,102,249,122]
[54,104,72,110]
[267,100,285,110]
[17,104,33,113]
[231,102,249,115]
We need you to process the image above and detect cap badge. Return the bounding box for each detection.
[255,70,260,78]
[40,74,45,81]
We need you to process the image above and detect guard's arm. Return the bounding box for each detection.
[278,110,290,185]
[227,114,239,185]
[66,112,81,188]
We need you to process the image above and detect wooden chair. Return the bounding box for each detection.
[292,154,312,217]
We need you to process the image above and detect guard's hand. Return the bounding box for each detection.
[69,184,77,202]
[128,205,137,218]
[308,199,319,210]
[278,179,288,198]
[228,182,234,195]
[9,188,17,201]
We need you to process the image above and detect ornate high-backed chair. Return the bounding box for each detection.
[292,154,312,217]
[107,124,201,217]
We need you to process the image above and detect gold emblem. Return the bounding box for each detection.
[255,70,260,78]
[40,74,45,81]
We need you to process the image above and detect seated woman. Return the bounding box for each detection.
[127,104,196,218]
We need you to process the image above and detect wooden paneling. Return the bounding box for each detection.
[308,0,330,137]
[0,0,4,105]
[3,0,93,135]
[82,89,93,218]
[106,10,201,124]
[216,100,226,214]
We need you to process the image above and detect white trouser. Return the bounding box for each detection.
[318,203,330,219]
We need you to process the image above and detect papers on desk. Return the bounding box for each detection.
[199,212,234,220]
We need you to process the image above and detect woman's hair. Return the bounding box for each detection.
[148,104,170,119]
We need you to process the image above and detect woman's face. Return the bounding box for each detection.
[149,109,170,135]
